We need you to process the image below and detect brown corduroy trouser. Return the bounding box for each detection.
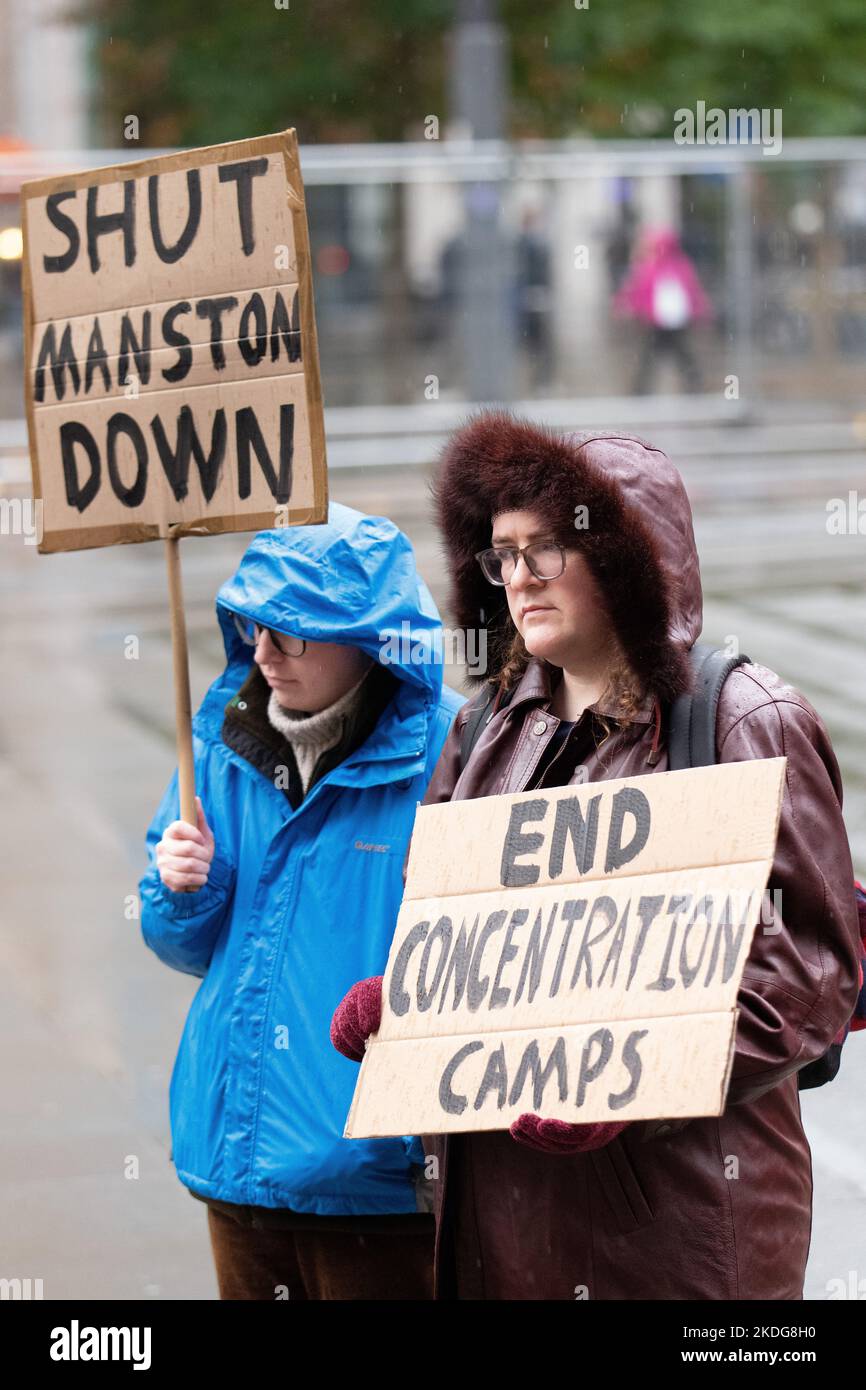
[205,1201,434,1301]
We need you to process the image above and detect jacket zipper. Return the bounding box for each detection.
[240,730,427,1204]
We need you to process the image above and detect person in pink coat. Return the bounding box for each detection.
[613,226,712,393]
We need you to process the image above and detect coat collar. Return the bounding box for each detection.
[503,656,657,725]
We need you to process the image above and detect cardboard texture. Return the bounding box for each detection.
[21,130,327,552]
[345,759,787,1137]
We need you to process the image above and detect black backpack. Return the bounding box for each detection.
[458,641,853,1090]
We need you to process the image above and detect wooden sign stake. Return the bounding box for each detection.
[164,534,196,826]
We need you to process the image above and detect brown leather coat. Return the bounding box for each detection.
[412,419,861,1300]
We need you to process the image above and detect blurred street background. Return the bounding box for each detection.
[0,0,864,1300]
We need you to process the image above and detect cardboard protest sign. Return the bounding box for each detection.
[21,129,327,553]
[345,758,786,1137]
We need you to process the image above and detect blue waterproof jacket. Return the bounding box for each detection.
[140,503,465,1214]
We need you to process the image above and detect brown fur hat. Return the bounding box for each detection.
[429,409,703,705]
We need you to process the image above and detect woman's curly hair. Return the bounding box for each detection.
[489,623,648,746]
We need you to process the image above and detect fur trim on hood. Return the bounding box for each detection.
[430,410,703,707]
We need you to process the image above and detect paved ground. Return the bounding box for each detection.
[0,405,863,1299]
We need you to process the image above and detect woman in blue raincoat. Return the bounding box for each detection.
[139,502,465,1300]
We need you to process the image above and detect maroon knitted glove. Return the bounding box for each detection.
[510,1113,630,1154]
[330,976,383,1062]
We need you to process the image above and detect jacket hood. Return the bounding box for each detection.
[639,226,683,259]
[430,410,703,706]
[213,502,444,702]
[189,502,447,756]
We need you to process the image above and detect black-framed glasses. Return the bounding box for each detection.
[475,539,567,586]
[232,612,306,657]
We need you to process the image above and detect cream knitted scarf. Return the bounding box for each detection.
[266,669,372,794]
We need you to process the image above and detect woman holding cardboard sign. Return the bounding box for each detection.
[140,502,463,1300]
[332,413,862,1300]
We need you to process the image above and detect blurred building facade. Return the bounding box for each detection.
[0,0,89,149]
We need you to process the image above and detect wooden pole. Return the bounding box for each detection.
[164,535,197,826]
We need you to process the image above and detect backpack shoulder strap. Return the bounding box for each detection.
[459,685,515,772]
[667,643,751,770]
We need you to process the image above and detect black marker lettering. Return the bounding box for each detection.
[625,894,665,989]
[218,158,268,255]
[148,170,201,263]
[500,798,548,888]
[106,412,148,507]
[416,916,452,1012]
[704,893,753,986]
[388,920,429,1017]
[608,1029,648,1110]
[84,319,110,394]
[575,1027,614,1108]
[604,787,651,872]
[151,406,227,503]
[238,293,268,367]
[236,403,294,504]
[439,1041,484,1115]
[679,894,714,988]
[118,311,152,388]
[59,420,100,511]
[436,914,479,1014]
[34,322,80,403]
[473,1044,508,1110]
[548,794,601,878]
[514,903,557,1005]
[161,302,192,383]
[269,288,302,362]
[43,191,81,273]
[196,296,239,372]
[646,894,692,992]
[508,1036,568,1112]
[549,898,587,998]
[597,898,630,988]
[570,894,618,990]
[489,908,526,1009]
[466,909,508,1011]
[86,180,135,274]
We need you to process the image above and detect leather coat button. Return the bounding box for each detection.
[532,720,548,735]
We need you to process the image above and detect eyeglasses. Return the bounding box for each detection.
[232,612,306,657]
[475,539,567,586]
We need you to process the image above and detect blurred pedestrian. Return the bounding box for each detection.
[613,226,712,393]
[513,208,553,387]
[139,502,464,1300]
